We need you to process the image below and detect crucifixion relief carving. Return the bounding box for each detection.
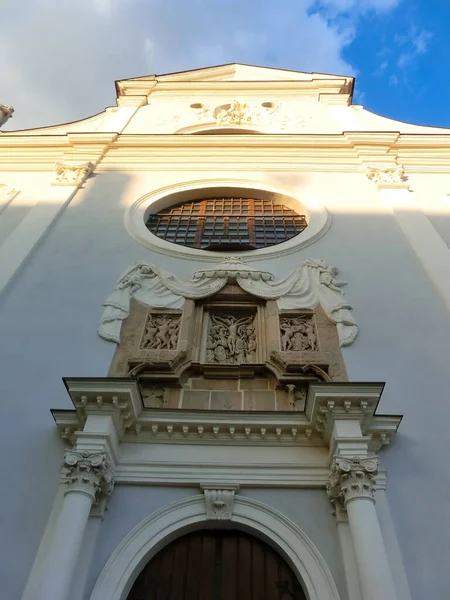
[207,314,257,364]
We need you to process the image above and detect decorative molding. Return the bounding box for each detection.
[53,161,94,186]
[365,165,406,185]
[327,456,379,505]
[3,130,450,172]
[0,103,14,127]
[53,380,401,455]
[98,257,358,348]
[89,495,342,600]
[54,378,143,443]
[124,179,331,262]
[63,451,114,505]
[200,484,239,520]
[330,497,348,523]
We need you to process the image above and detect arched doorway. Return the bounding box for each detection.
[126,529,307,600]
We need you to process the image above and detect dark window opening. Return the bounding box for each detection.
[146,197,307,250]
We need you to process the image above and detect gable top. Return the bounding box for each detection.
[115,63,354,97]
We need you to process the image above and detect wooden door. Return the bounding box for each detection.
[127,529,307,600]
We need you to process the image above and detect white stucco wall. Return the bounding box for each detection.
[1,165,450,599]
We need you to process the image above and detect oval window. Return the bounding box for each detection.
[146,196,307,251]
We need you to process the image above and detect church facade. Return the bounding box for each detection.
[1,64,450,600]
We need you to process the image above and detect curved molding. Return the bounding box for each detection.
[175,123,265,134]
[124,178,331,262]
[90,494,341,600]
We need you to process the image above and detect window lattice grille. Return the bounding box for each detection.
[146,197,307,250]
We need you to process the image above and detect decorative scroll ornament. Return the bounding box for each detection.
[53,161,94,186]
[365,165,405,185]
[0,103,14,127]
[201,485,239,520]
[63,451,114,504]
[98,256,358,348]
[327,456,379,505]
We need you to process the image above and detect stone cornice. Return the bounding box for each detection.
[1,130,450,171]
[53,379,401,452]
[305,383,401,453]
[116,78,352,101]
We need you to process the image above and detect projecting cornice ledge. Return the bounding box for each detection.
[52,379,401,453]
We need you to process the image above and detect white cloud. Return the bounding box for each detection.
[313,0,400,15]
[1,0,399,130]
[396,26,433,68]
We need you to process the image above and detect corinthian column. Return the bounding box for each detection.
[327,456,398,600]
[37,451,114,600]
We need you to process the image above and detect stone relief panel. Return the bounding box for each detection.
[141,384,167,409]
[151,100,313,133]
[280,315,317,351]
[140,313,181,350]
[206,314,257,364]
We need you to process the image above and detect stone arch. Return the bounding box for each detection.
[90,494,341,600]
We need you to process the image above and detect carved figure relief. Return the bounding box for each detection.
[141,314,180,350]
[214,101,251,125]
[207,314,257,364]
[280,316,317,351]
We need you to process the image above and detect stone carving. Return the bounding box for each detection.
[286,385,307,410]
[365,165,405,185]
[202,485,238,520]
[207,314,257,364]
[327,456,379,505]
[141,314,180,350]
[165,101,312,133]
[0,104,14,127]
[99,257,358,348]
[280,316,317,351]
[63,451,114,504]
[215,101,252,125]
[330,497,348,522]
[141,385,166,408]
[53,161,94,186]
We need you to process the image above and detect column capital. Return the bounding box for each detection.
[63,451,114,504]
[365,165,407,187]
[327,456,378,505]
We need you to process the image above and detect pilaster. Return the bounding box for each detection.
[366,164,450,312]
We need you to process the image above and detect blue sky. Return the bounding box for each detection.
[342,0,450,127]
[2,0,449,130]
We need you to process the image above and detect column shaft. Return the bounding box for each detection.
[37,489,94,600]
[346,497,398,600]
